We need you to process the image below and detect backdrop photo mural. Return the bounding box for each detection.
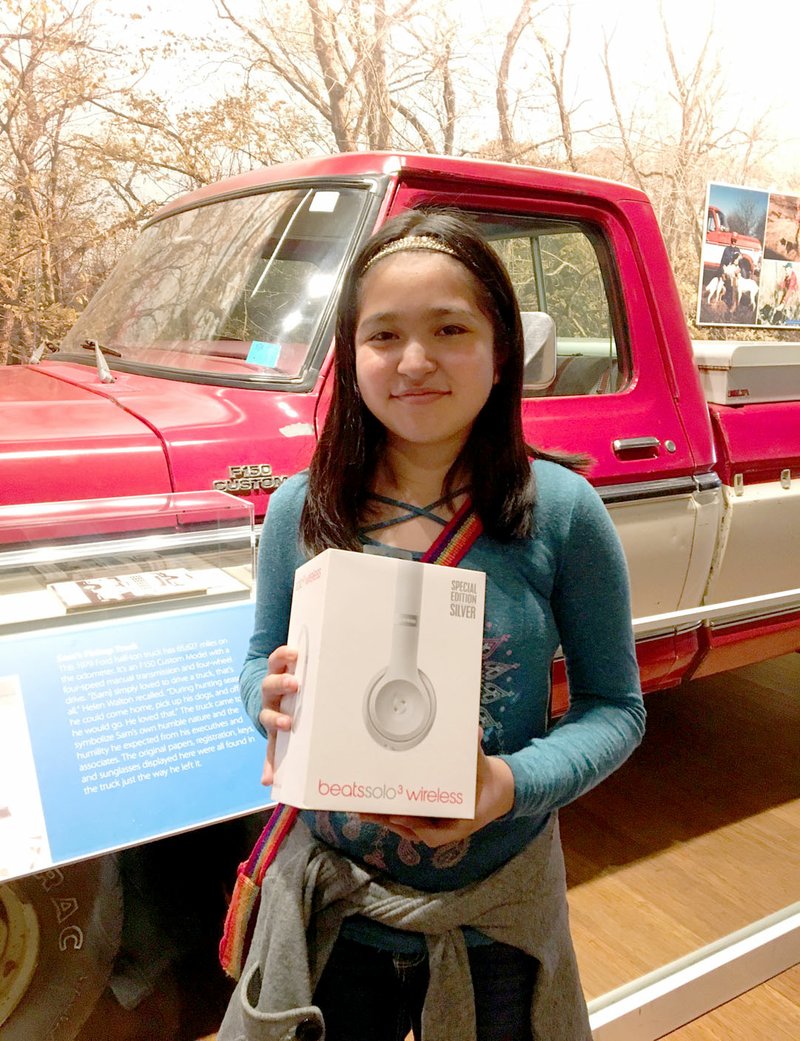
[697,182,800,328]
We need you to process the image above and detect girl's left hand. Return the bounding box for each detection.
[359,731,515,848]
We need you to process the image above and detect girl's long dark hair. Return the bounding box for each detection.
[301,209,579,555]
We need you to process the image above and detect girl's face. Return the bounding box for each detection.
[354,250,498,459]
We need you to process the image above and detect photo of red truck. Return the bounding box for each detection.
[703,203,763,281]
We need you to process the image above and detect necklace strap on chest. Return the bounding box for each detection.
[358,486,471,536]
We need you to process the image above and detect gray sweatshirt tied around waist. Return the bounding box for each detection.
[218,813,591,1041]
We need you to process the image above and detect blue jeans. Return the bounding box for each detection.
[312,936,538,1041]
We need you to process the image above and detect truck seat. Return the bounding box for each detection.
[521,311,618,397]
[548,354,617,396]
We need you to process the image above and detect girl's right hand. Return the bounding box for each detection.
[259,645,298,786]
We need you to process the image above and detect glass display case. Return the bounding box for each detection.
[0,490,254,632]
[0,490,266,884]
[0,491,269,1041]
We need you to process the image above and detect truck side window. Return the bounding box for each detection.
[487,221,621,397]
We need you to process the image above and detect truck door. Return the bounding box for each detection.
[389,181,720,692]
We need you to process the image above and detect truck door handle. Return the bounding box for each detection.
[612,436,661,457]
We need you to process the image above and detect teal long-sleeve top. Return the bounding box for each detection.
[240,460,645,946]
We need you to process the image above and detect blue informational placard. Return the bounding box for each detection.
[0,602,271,880]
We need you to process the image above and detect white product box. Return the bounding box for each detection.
[272,548,486,817]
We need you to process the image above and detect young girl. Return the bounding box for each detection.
[225,210,645,1041]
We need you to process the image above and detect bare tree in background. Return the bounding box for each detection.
[489,0,585,170]
[532,5,577,171]
[495,0,536,159]
[212,0,460,154]
[1,0,95,358]
[0,0,159,360]
[0,0,789,361]
[599,2,776,322]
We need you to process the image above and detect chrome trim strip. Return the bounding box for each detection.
[598,473,721,505]
[632,586,800,637]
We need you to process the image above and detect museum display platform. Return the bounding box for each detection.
[563,652,799,1038]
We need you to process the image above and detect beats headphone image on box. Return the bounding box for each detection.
[363,561,436,751]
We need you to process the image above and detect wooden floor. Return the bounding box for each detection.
[561,651,800,1033]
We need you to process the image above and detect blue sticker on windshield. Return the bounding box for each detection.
[247,341,280,367]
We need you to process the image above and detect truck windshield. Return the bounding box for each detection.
[59,185,370,383]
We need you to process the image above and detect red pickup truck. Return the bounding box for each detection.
[5,152,799,688]
[2,153,799,1040]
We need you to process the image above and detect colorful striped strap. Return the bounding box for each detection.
[219,802,298,978]
[241,800,300,885]
[422,497,483,566]
[219,502,481,980]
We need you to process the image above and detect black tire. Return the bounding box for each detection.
[0,856,123,1041]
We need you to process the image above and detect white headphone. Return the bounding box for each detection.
[363,561,436,751]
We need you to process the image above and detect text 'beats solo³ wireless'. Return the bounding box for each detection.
[363,562,436,751]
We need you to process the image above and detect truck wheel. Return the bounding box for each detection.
[0,856,122,1041]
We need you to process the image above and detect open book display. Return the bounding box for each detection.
[48,568,208,612]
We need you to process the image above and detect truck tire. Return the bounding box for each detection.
[0,856,123,1041]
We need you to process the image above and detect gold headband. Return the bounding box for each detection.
[362,235,459,273]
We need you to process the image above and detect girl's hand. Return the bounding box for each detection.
[359,730,515,847]
[259,645,298,786]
